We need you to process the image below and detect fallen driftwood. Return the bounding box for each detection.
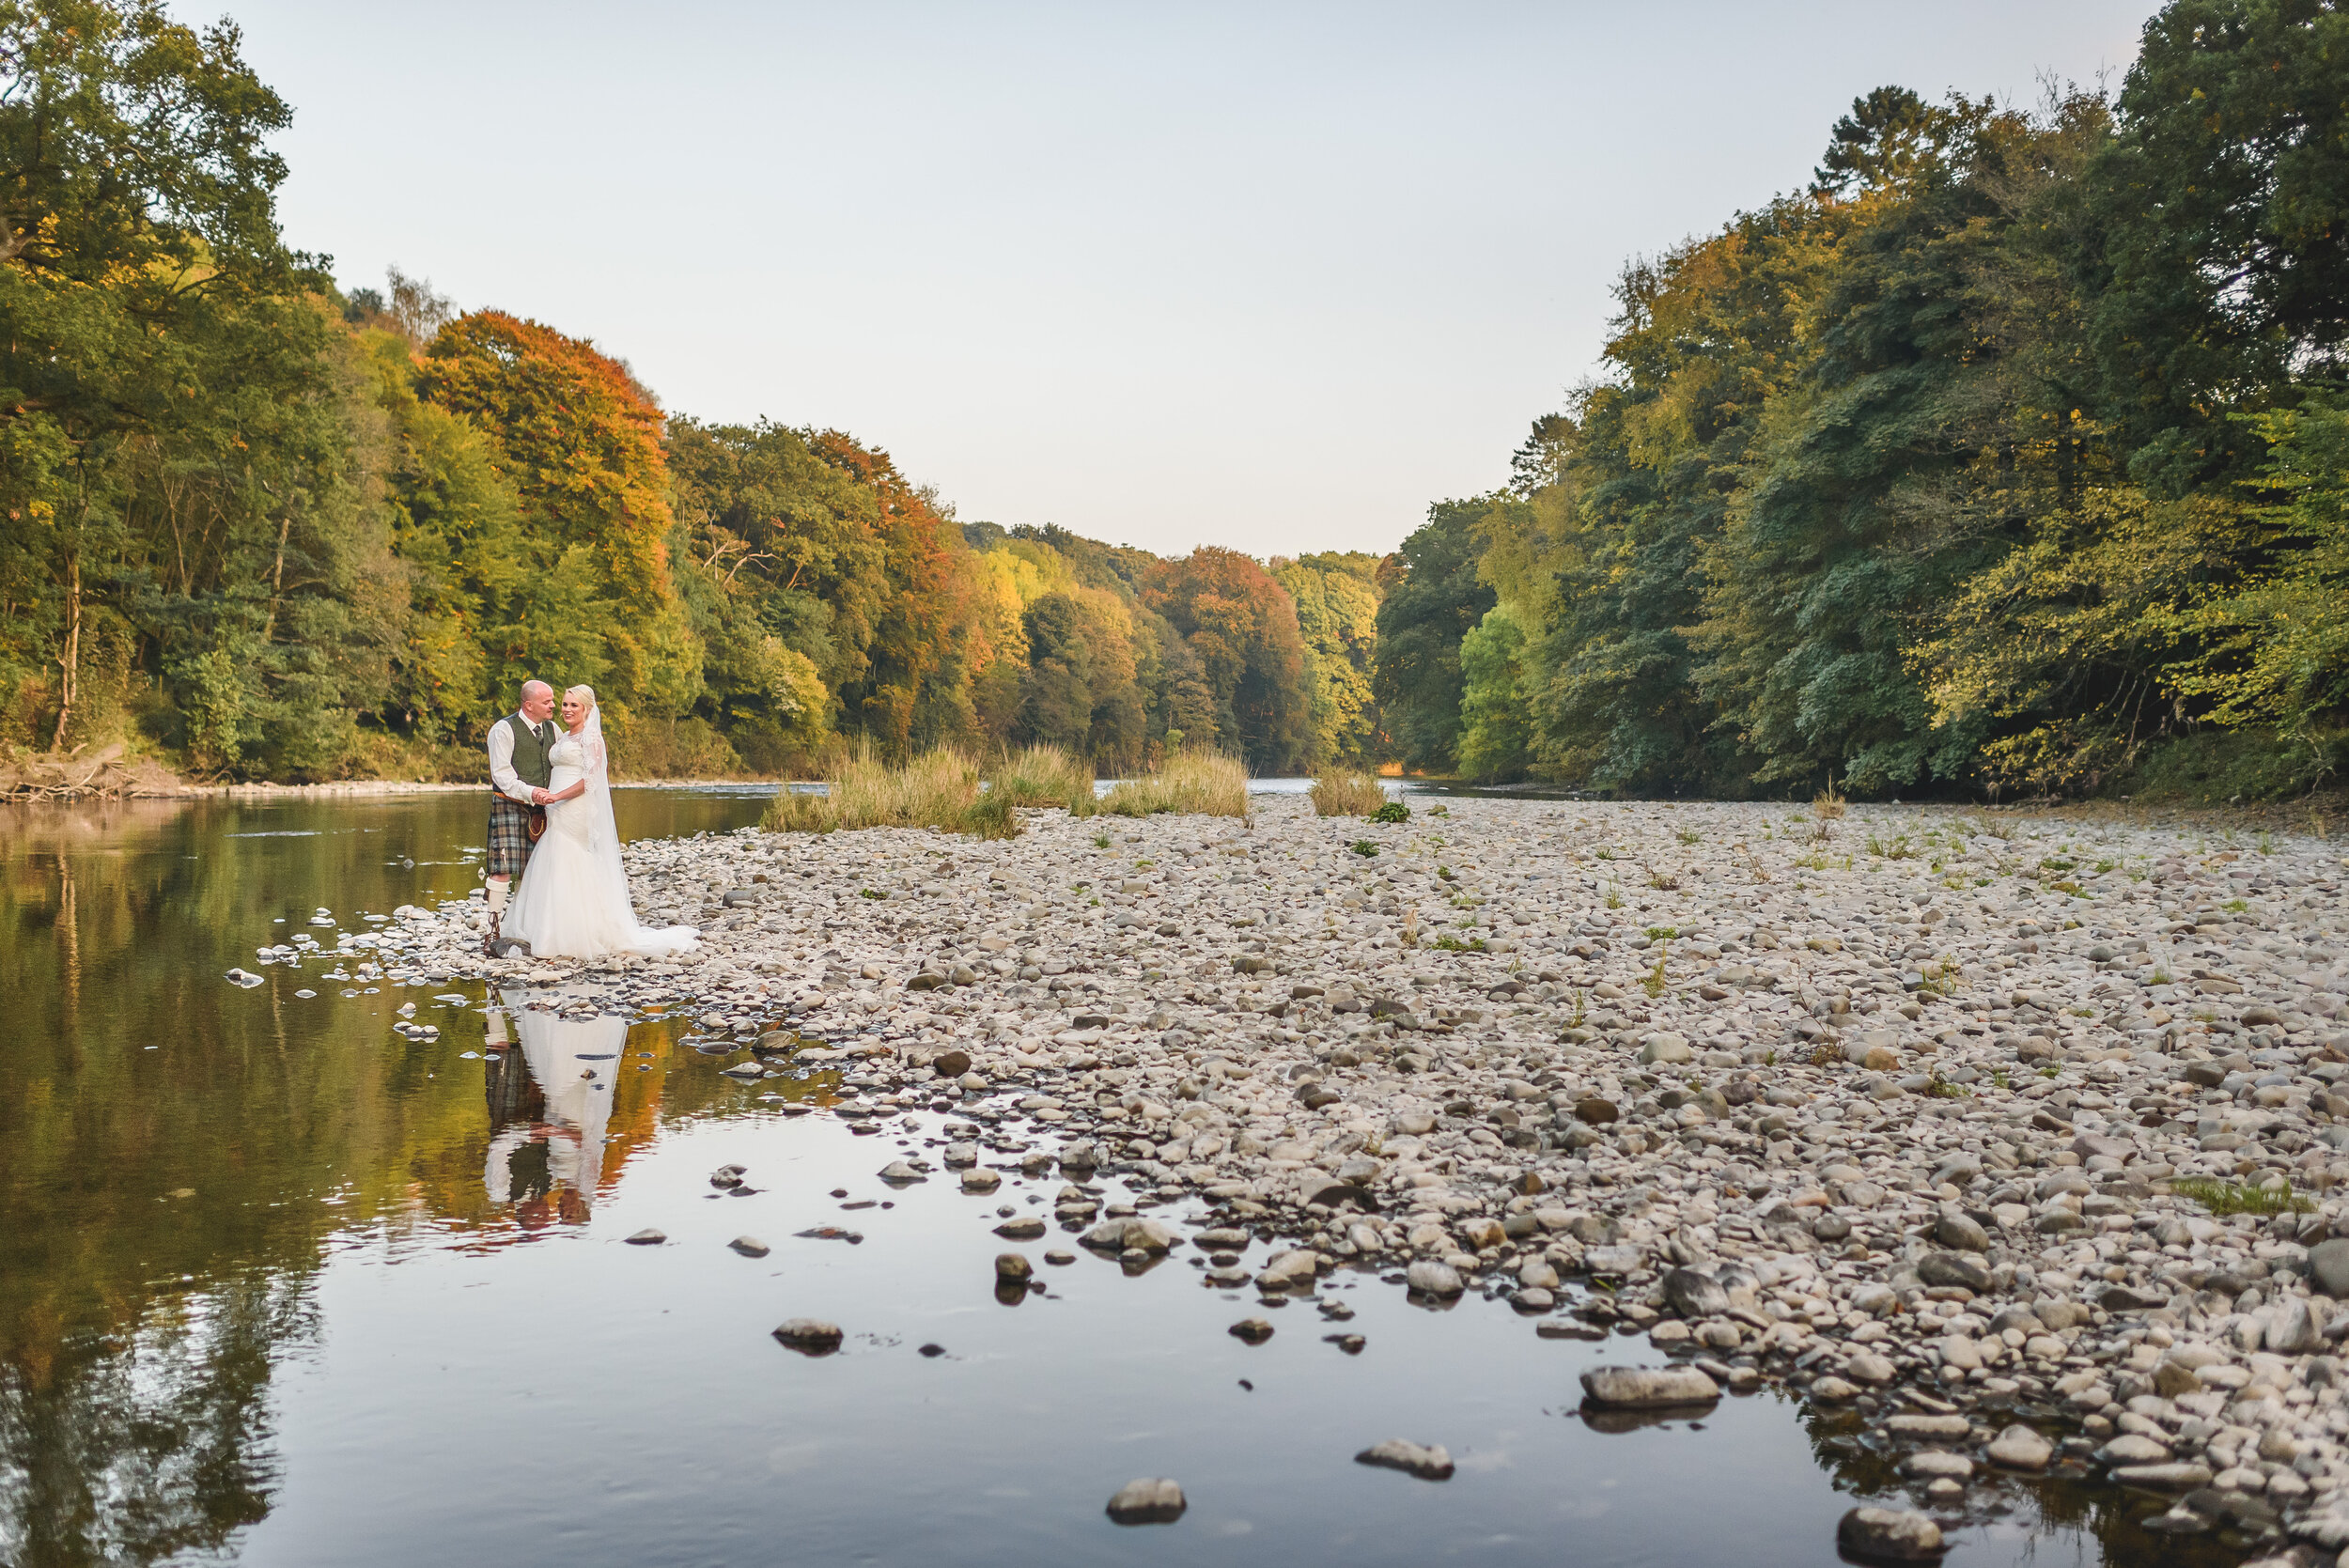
[0,743,185,801]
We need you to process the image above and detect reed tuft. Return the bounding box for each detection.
[764,743,1018,839]
[1101,750,1250,819]
[1309,771,1387,816]
[984,743,1098,816]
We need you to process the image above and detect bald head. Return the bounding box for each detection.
[519,681,554,722]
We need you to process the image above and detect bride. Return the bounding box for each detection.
[504,686,699,961]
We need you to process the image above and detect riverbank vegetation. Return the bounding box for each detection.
[1371,0,2348,803]
[0,2,1378,787]
[4,0,2339,807]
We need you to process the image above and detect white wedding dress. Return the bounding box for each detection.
[504,710,698,961]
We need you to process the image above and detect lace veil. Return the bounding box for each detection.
[568,686,630,911]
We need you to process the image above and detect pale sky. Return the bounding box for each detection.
[215,1,2156,560]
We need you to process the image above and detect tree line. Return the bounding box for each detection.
[1374,0,2347,801]
[0,0,1384,783]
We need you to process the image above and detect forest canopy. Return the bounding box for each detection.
[1370,0,2349,800]
[2,0,2340,802]
[0,0,1365,782]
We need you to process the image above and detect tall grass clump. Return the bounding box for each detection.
[985,743,1098,816]
[765,744,1017,839]
[1310,771,1387,816]
[1102,750,1250,819]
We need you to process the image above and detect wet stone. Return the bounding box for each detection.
[1986,1425,2054,1469]
[1579,1365,1719,1409]
[1354,1438,1455,1480]
[772,1318,844,1356]
[1105,1478,1186,1526]
[1836,1507,1944,1564]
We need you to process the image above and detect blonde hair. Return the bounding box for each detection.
[564,684,597,710]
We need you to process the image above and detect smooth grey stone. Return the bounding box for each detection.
[2108,1462,2213,1490]
[1934,1207,1989,1253]
[1406,1260,1464,1296]
[1354,1438,1454,1480]
[771,1318,844,1356]
[1837,1507,1944,1563]
[2309,1238,2349,1297]
[1917,1251,1992,1291]
[624,1227,666,1245]
[1105,1478,1185,1525]
[1579,1365,1719,1408]
[728,1235,770,1258]
[1662,1266,1728,1319]
[1986,1424,2054,1468]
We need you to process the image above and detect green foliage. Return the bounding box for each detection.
[1370,800,1410,824]
[2170,1176,2315,1218]
[1272,551,1384,767]
[1455,604,1532,783]
[1371,500,1493,773]
[0,6,1336,784]
[1390,0,2349,800]
[1349,840,1378,857]
[0,0,401,774]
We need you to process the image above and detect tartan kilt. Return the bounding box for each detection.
[486,794,537,879]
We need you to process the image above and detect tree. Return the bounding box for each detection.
[0,0,402,775]
[417,310,699,722]
[1371,501,1493,774]
[1271,551,1383,767]
[2088,0,2349,487]
[1138,547,1310,772]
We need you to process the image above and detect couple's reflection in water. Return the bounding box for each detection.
[481,988,622,1228]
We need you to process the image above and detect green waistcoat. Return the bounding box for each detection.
[505,713,555,789]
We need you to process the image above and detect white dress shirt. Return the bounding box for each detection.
[488,712,549,805]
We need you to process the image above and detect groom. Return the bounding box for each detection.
[484,679,559,956]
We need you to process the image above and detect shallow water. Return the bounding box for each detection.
[0,792,2227,1566]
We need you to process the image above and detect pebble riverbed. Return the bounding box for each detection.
[265,794,2349,1564]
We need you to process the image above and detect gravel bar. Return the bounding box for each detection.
[336,795,2349,1556]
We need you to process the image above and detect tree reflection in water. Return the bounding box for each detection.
[0,791,772,1565]
[0,1272,313,1567]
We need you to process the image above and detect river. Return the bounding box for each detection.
[0,788,2218,1567]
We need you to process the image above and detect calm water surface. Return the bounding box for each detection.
[0,790,2216,1566]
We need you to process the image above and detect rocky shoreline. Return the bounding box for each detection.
[320,793,2348,1562]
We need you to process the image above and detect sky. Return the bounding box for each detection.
[214,0,2158,561]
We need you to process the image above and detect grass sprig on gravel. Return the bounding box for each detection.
[2170,1177,2315,1217]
